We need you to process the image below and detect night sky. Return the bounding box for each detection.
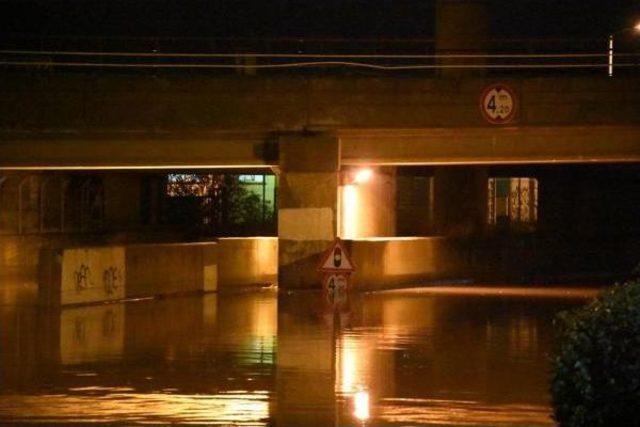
[1,0,638,41]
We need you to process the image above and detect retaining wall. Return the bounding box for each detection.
[39,242,218,306]
[217,237,278,288]
[37,237,279,306]
[343,237,469,290]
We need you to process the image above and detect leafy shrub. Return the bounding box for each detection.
[551,280,640,426]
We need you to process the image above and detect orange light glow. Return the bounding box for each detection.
[353,168,373,184]
[354,390,370,421]
[341,184,359,239]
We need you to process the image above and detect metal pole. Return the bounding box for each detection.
[262,174,266,226]
[608,35,614,77]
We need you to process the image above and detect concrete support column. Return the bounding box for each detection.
[278,132,340,288]
[433,167,488,236]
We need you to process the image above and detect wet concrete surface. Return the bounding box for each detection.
[0,277,597,425]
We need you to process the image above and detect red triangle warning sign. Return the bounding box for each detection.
[318,238,355,273]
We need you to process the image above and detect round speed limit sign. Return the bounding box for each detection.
[480,84,517,124]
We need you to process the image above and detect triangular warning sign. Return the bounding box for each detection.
[318,237,355,273]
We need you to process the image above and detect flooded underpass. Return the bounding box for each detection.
[0,278,598,426]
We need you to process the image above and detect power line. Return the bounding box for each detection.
[1,60,638,70]
[3,49,638,59]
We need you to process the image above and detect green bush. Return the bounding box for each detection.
[551,280,640,426]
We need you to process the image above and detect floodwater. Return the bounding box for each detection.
[0,277,598,426]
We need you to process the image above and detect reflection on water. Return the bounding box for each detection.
[0,391,269,424]
[0,279,597,426]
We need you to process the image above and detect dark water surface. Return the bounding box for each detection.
[0,278,597,426]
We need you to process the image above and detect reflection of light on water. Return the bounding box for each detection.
[238,298,277,365]
[0,390,270,425]
[335,335,373,423]
[252,298,277,340]
[60,304,125,365]
[509,317,538,357]
[354,390,370,421]
[336,334,369,394]
[339,337,357,394]
[378,397,552,426]
[378,286,599,299]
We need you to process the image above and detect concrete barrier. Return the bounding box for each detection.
[217,237,278,288]
[344,237,468,290]
[39,242,218,306]
[39,245,127,306]
[125,242,218,298]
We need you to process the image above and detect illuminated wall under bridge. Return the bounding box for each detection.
[339,167,396,239]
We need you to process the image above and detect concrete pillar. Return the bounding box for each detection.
[278,132,340,288]
[433,166,488,236]
[436,0,490,74]
[340,166,396,238]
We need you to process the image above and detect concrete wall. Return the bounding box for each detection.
[344,237,468,290]
[125,243,218,297]
[217,237,277,288]
[39,242,218,306]
[340,167,397,238]
[0,235,49,271]
[37,237,282,305]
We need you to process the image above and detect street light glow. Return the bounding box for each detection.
[354,390,370,421]
[354,168,373,184]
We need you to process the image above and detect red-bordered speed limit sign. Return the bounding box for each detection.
[480,84,517,125]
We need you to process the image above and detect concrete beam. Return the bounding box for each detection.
[0,131,275,170]
[340,126,640,166]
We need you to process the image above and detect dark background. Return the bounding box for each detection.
[1,0,638,40]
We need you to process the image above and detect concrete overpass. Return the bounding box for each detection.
[1,73,640,168]
[1,71,640,287]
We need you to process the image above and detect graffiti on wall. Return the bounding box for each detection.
[74,264,92,292]
[102,266,123,296]
[73,263,124,297]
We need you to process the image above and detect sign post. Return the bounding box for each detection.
[318,238,355,307]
